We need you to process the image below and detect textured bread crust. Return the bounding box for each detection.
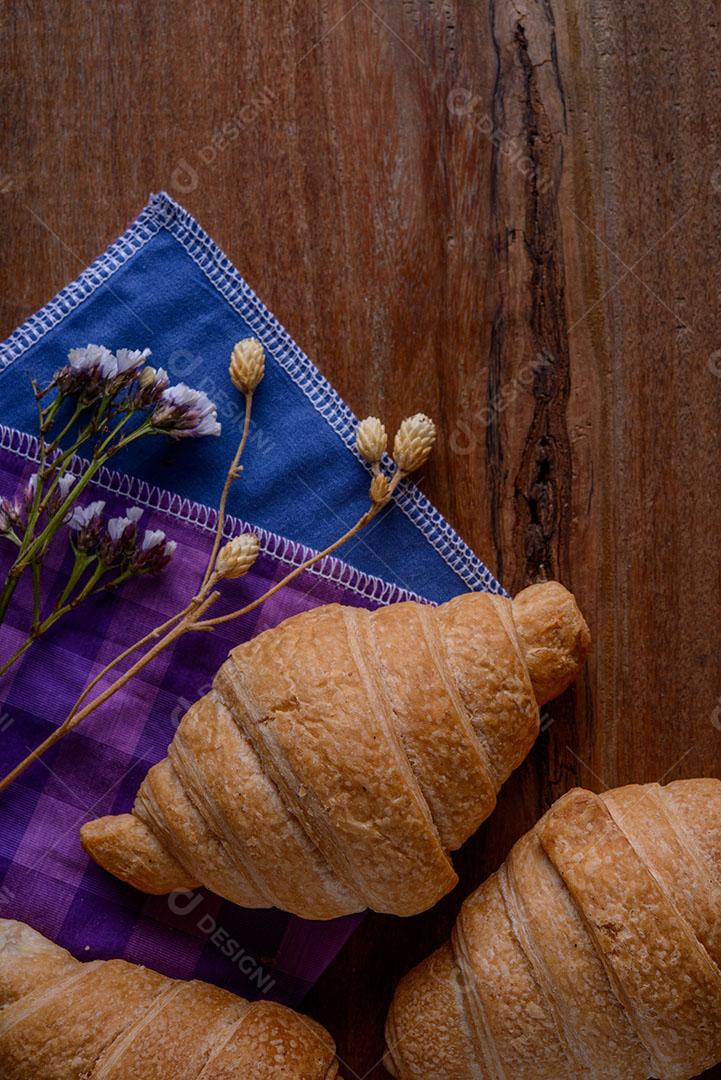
[81,581,589,920]
[385,778,721,1080]
[0,919,339,1080]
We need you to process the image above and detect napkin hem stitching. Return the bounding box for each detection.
[0,192,505,599]
[147,193,504,599]
[0,423,426,609]
[0,213,162,370]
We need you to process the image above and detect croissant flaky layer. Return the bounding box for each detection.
[385,778,721,1080]
[0,920,340,1080]
[81,581,589,920]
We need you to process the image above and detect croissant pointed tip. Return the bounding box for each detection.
[511,580,590,706]
[80,813,197,895]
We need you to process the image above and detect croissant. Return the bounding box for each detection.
[385,778,721,1080]
[0,918,340,1079]
[81,581,589,920]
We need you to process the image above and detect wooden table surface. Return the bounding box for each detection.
[3,1,721,1076]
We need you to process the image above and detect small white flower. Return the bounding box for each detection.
[160,384,212,411]
[153,384,221,438]
[164,539,177,558]
[107,518,125,541]
[194,411,223,437]
[57,472,76,499]
[67,501,106,530]
[142,528,167,551]
[28,470,74,501]
[68,344,115,377]
[115,347,151,374]
[107,506,143,541]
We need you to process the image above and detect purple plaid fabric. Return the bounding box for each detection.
[0,426,424,1006]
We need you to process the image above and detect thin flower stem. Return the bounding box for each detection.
[0,590,220,793]
[58,407,256,719]
[0,561,140,680]
[23,392,51,544]
[0,574,18,626]
[0,489,387,786]
[56,553,93,608]
[12,418,152,573]
[0,635,34,675]
[201,391,253,590]
[64,604,196,721]
[45,403,84,453]
[31,561,42,629]
[0,566,98,678]
[193,499,384,631]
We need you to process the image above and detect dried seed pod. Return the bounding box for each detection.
[230,339,265,395]
[393,414,436,473]
[216,533,261,579]
[356,417,388,464]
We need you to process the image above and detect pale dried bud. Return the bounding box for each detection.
[216,532,260,579]
[230,338,265,394]
[393,413,437,473]
[139,366,158,389]
[356,417,387,463]
[370,473,391,504]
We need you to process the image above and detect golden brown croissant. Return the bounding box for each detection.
[385,779,721,1080]
[81,581,589,920]
[0,919,340,1080]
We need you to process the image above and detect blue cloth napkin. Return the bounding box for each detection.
[0,193,501,603]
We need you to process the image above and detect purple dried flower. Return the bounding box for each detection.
[0,498,20,535]
[131,528,177,573]
[151,384,221,438]
[54,345,152,399]
[101,506,143,563]
[30,469,77,516]
[114,348,151,375]
[135,366,170,406]
[67,500,106,554]
[68,345,116,377]
[107,506,143,543]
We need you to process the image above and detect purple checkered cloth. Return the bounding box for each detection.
[0,426,424,1006]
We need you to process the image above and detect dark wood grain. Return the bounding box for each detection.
[3,1,721,1076]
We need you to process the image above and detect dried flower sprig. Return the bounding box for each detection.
[356,411,437,506]
[216,533,261,579]
[0,342,438,792]
[0,501,178,676]
[229,338,265,394]
[355,416,387,464]
[0,345,221,668]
